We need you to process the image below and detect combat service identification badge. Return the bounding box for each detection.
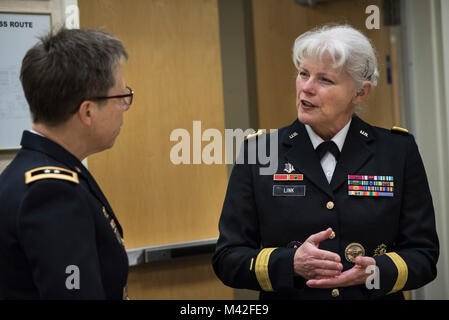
[284,163,295,173]
[345,243,365,263]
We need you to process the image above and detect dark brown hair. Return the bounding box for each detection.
[20,28,128,126]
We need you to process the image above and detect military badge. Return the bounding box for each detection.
[109,219,125,247]
[102,207,125,247]
[345,243,365,263]
[102,206,110,219]
[284,163,295,173]
[25,166,79,184]
[273,174,303,181]
[391,126,408,135]
[374,244,387,256]
[348,175,394,197]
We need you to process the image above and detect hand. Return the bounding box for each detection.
[306,255,376,288]
[294,228,343,280]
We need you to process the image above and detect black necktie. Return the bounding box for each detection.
[316,141,340,161]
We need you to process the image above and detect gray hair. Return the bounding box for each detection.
[292,25,379,88]
[20,28,128,126]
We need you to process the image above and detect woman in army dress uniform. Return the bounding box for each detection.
[213,25,439,300]
[0,29,132,299]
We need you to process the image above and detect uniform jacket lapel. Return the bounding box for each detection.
[330,115,375,191]
[86,173,123,232]
[71,166,124,236]
[282,120,334,199]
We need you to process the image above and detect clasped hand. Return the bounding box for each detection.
[294,228,376,288]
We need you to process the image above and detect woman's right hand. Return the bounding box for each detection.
[294,228,343,280]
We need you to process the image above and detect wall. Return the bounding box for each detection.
[2,0,448,300]
[401,0,449,300]
[78,0,233,300]
[0,0,75,171]
[251,0,398,131]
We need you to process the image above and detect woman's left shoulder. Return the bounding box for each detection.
[371,124,413,143]
[368,125,422,160]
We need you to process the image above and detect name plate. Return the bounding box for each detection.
[273,185,306,197]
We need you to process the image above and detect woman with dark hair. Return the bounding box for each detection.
[0,28,133,300]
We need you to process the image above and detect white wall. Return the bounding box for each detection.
[0,0,78,173]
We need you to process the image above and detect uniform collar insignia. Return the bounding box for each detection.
[289,132,298,139]
[360,130,368,137]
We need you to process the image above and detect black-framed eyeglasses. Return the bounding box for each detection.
[89,86,134,107]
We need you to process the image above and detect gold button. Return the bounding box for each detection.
[329,231,336,239]
[326,201,334,210]
[75,166,81,173]
[331,288,339,297]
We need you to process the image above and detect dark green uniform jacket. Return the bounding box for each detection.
[213,116,439,300]
[0,131,128,299]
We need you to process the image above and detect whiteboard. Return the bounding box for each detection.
[0,13,51,149]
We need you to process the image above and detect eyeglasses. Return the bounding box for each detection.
[89,86,134,107]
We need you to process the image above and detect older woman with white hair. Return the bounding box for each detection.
[213,25,439,300]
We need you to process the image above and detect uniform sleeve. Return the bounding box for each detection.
[212,152,296,292]
[17,179,106,299]
[373,135,439,297]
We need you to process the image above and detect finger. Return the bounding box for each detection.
[311,275,331,280]
[306,277,342,288]
[306,228,333,246]
[355,256,376,268]
[307,266,370,288]
[312,268,342,278]
[310,247,341,263]
[306,270,354,288]
[307,258,343,271]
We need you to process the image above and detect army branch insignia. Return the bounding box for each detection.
[345,243,365,263]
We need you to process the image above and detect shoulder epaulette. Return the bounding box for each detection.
[25,166,79,185]
[245,129,264,140]
[391,126,409,135]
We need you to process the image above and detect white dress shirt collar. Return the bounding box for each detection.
[305,118,352,151]
[28,129,44,137]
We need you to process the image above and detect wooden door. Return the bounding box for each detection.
[252,0,399,130]
[79,0,233,299]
